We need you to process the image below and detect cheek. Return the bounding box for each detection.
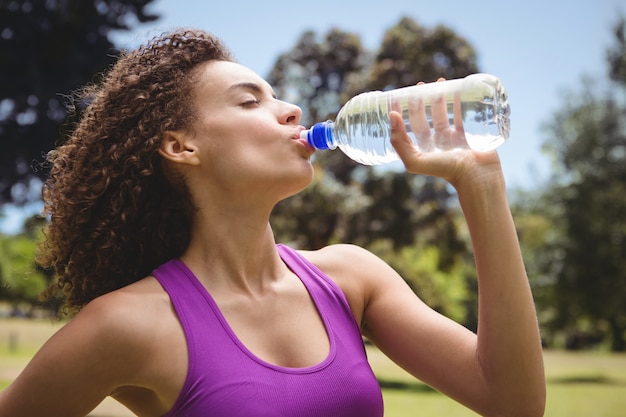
[195,117,289,175]
[201,132,273,181]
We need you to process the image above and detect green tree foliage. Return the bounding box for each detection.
[272,165,372,249]
[0,225,47,313]
[369,240,472,324]
[511,191,560,345]
[269,16,480,328]
[268,29,366,126]
[535,18,626,351]
[0,0,158,205]
[370,17,478,90]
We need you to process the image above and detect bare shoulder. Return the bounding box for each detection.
[52,276,179,383]
[87,275,171,322]
[296,244,401,327]
[0,276,183,417]
[86,277,187,412]
[298,243,390,276]
[78,276,173,347]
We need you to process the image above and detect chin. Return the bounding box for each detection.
[277,168,314,200]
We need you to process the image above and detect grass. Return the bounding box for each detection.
[366,344,626,417]
[1,318,626,416]
[0,317,60,390]
[541,350,626,417]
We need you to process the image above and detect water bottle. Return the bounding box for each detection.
[300,73,510,165]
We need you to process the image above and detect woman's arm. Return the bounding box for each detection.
[355,104,545,417]
[0,302,127,416]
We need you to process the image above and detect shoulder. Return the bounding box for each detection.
[57,275,184,390]
[70,276,186,395]
[79,278,186,406]
[296,244,401,328]
[299,244,402,291]
[0,276,180,416]
[83,275,179,349]
[80,276,166,323]
[298,243,389,275]
[85,275,170,317]
[70,277,172,359]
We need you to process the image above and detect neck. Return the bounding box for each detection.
[179,203,286,295]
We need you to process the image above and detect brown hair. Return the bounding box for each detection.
[38,29,233,315]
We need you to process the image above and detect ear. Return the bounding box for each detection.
[158,130,201,166]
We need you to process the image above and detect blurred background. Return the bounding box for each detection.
[1,0,625,416]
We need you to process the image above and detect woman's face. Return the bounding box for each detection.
[184,60,315,202]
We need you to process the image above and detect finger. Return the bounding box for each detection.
[389,97,409,148]
[407,96,434,152]
[431,93,449,133]
[451,91,470,149]
[390,110,456,177]
[389,95,402,115]
[452,91,464,133]
[432,78,449,132]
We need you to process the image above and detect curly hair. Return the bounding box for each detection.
[38,29,233,316]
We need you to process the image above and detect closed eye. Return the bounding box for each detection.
[241,99,261,107]
[229,81,276,108]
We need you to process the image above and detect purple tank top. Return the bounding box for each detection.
[152,244,384,417]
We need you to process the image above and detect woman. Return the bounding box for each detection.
[0,29,545,416]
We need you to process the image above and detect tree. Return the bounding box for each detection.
[0,218,49,314]
[268,28,367,127]
[0,0,158,205]
[370,17,478,90]
[537,17,626,351]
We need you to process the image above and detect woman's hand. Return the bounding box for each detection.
[389,81,503,191]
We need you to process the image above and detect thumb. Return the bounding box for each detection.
[389,110,454,178]
[389,111,420,164]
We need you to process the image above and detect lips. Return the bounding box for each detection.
[293,126,316,154]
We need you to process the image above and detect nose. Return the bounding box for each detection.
[279,100,302,125]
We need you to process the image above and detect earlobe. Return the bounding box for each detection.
[159,131,200,166]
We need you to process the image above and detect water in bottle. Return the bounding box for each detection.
[300,73,510,165]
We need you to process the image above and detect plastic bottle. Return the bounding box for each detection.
[300,73,510,165]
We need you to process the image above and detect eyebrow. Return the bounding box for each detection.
[228,82,277,99]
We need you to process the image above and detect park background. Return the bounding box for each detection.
[1,0,625,416]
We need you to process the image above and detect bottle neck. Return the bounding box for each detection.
[305,121,336,150]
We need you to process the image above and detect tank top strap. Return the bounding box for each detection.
[276,244,359,330]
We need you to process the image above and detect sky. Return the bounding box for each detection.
[0,0,623,233]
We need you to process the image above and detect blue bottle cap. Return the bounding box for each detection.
[305,121,332,150]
